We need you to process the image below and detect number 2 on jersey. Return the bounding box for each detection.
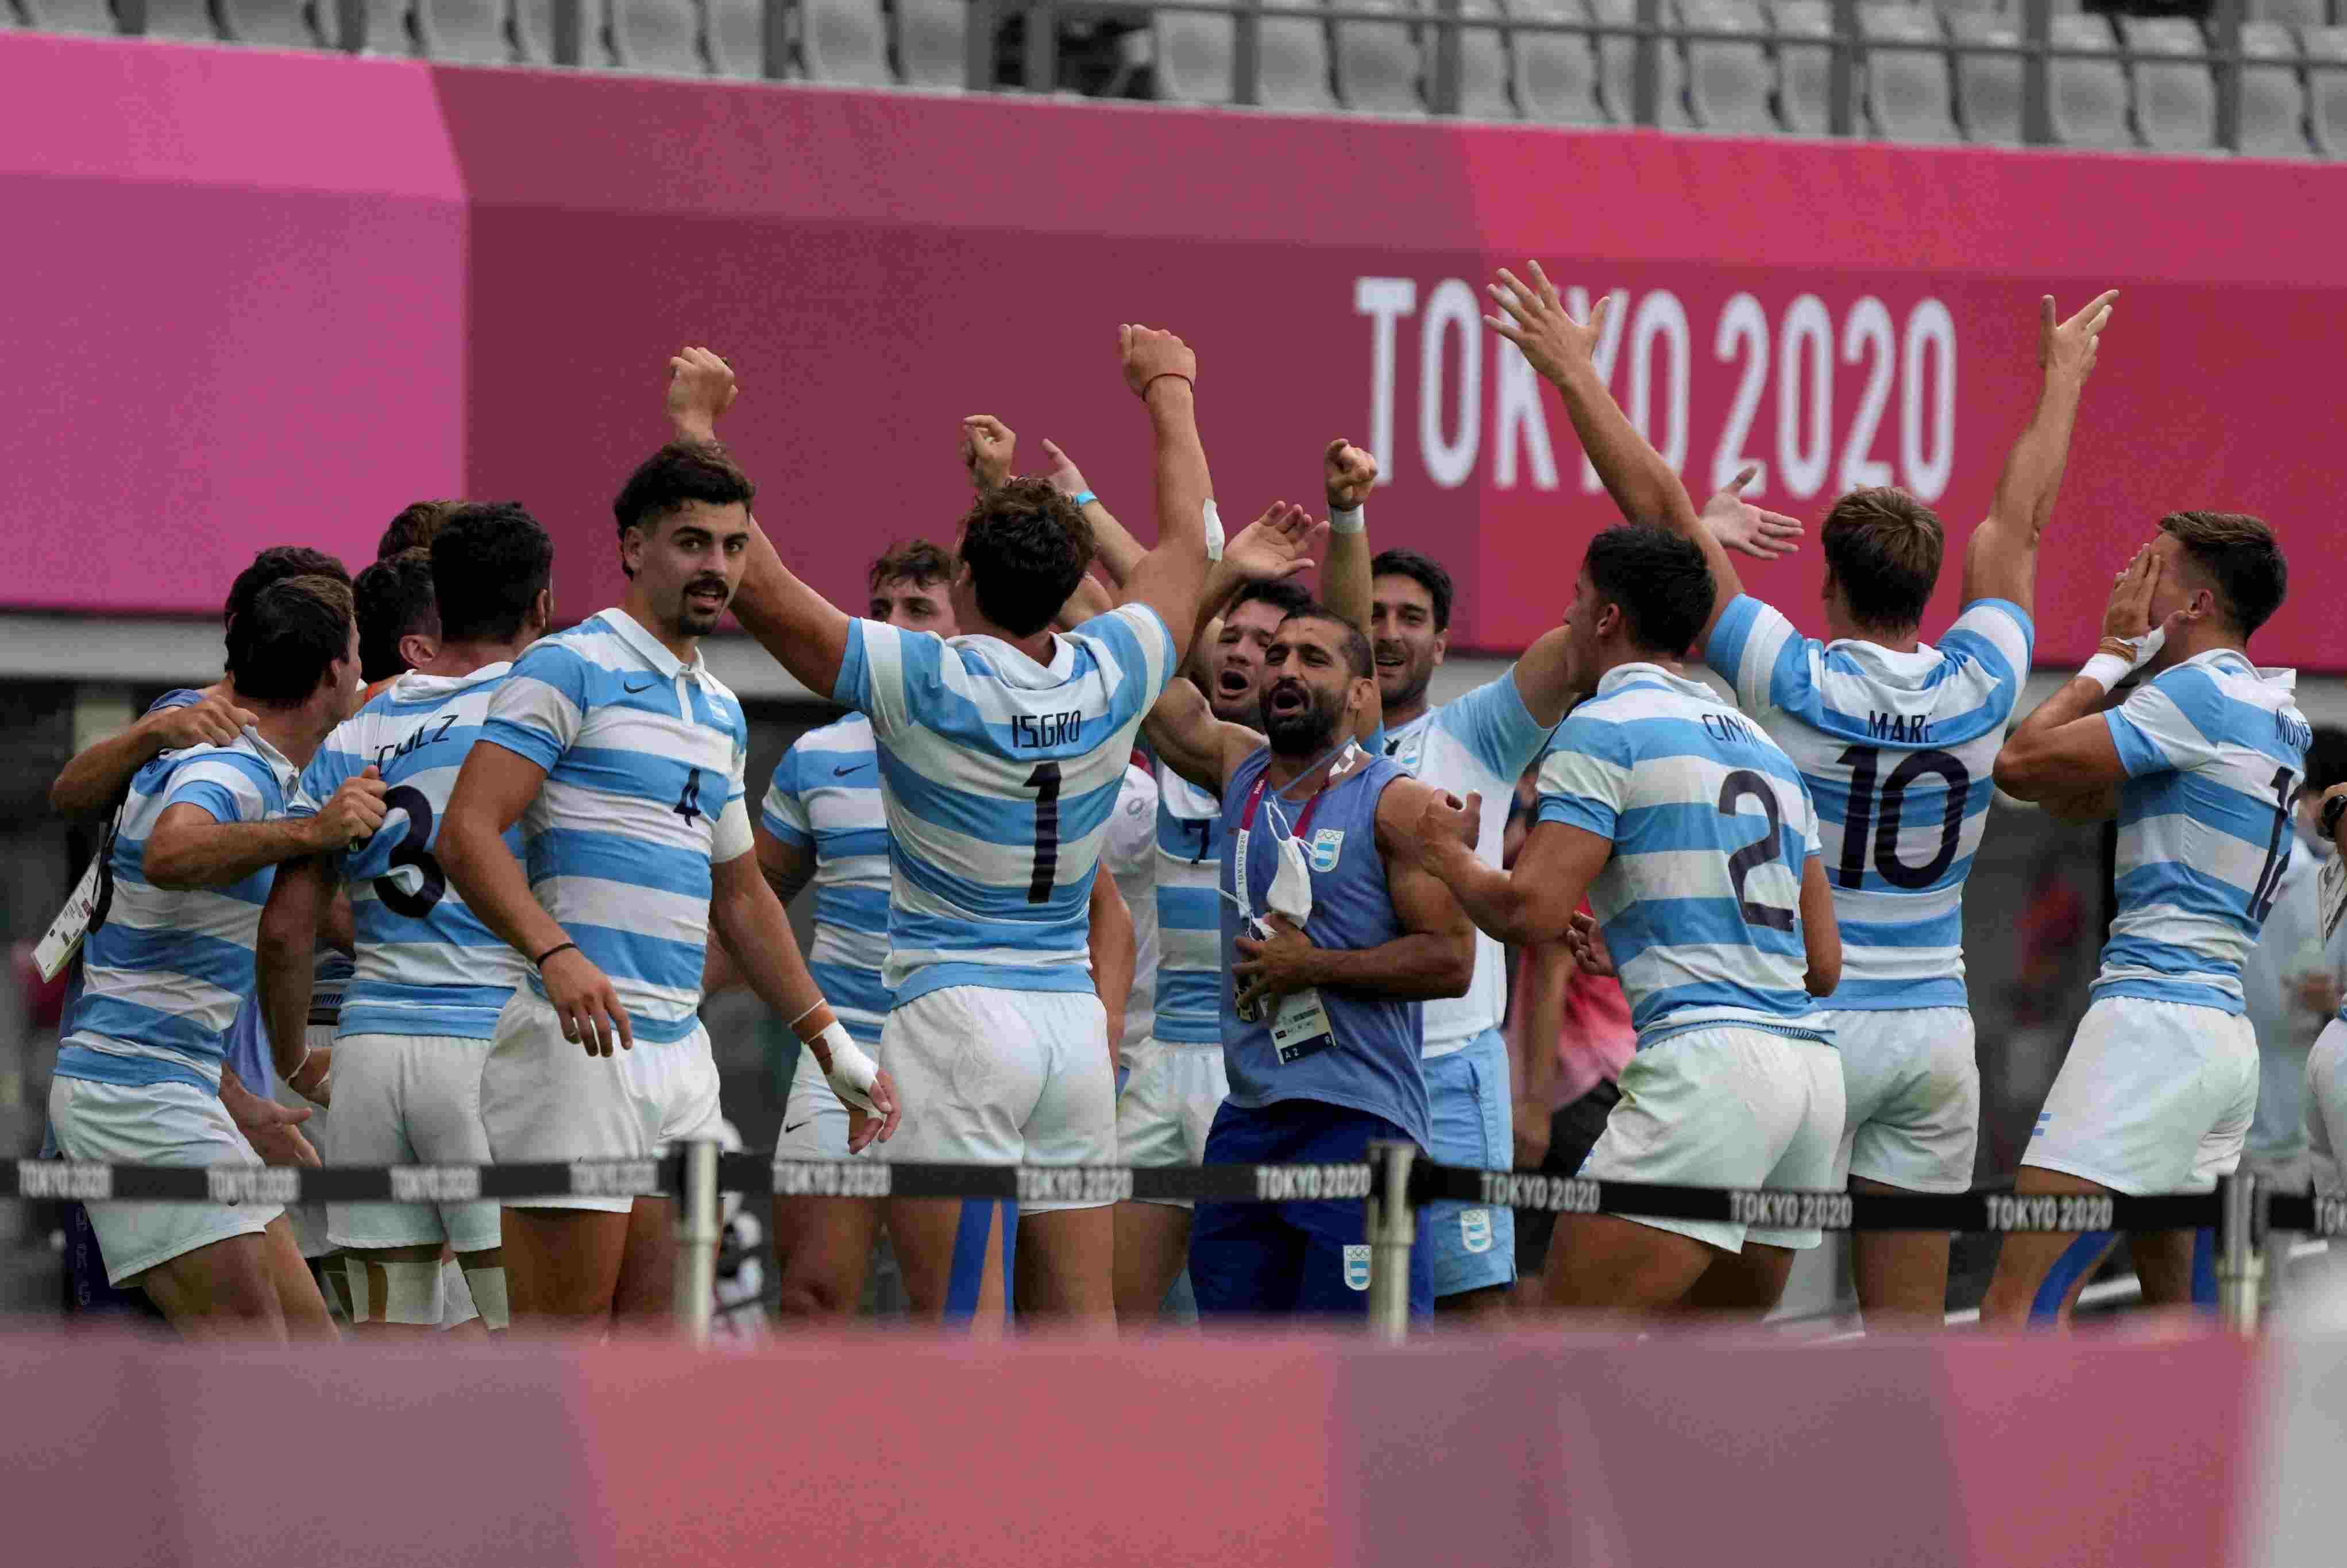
[1717,770,1794,930]
[1025,762,1061,903]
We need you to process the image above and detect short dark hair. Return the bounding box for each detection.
[223,546,349,631]
[353,549,439,683]
[1585,525,1715,656]
[1228,579,1315,622]
[2159,511,2287,638]
[227,574,354,704]
[956,477,1094,638]
[2304,726,2347,796]
[1820,488,1944,633]
[613,442,756,576]
[433,503,554,646]
[1277,607,1374,679]
[377,500,462,561]
[868,540,955,594]
[1371,549,1455,632]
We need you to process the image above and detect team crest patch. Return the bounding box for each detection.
[1342,1243,1372,1292]
[1308,829,1346,873]
[1460,1208,1493,1254]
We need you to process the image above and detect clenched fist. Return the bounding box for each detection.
[1120,324,1197,398]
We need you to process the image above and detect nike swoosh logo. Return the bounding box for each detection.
[833,763,870,777]
[782,1120,811,1135]
[624,678,658,694]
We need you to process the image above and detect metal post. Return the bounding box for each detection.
[964,0,995,89]
[1826,0,1856,138]
[554,0,584,66]
[336,0,364,53]
[1631,0,1661,127]
[117,0,148,35]
[671,1138,721,1346]
[1429,0,1463,116]
[2212,0,2244,155]
[766,0,792,80]
[1024,0,1058,92]
[1231,0,1262,107]
[1364,1140,1417,1343]
[2215,1169,2264,1335]
[2019,0,2052,148]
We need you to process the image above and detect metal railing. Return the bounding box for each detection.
[79,0,2310,155]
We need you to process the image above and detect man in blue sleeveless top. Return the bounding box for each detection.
[1147,607,1476,1319]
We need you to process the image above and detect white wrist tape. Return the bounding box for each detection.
[1329,504,1365,536]
[2082,624,2167,692]
[816,1022,882,1113]
[1202,499,1225,563]
[2078,654,2133,693]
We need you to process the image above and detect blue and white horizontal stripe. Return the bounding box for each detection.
[300,663,526,1042]
[1383,667,1557,1052]
[836,605,1175,1005]
[56,734,302,1093]
[1535,663,1825,1049]
[2096,650,2311,1014]
[1707,593,2031,1011]
[481,609,753,1044]
[1152,760,1225,1045]
[762,714,891,1046]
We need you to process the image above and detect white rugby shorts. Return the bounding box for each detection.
[2026,995,2256,1196]
[774,1038,875,1164]
[1579,1026,1846,1253]
[327,1030,501,1254]
[268,1023,339,1259]
[879,985,1115,1214]
[2303,1018,2347,1198]
[1115,1037,1230,1210]
[1813,1006,1979,1195]
[49,1074,281,1287]
[479,990,724,1214]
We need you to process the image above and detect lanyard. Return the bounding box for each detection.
[1233,745,1351,921]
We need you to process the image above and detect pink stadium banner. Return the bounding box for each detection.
[2,34,2343,668]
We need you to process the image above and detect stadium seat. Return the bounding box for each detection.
[1769,0,1833,136]
[1676,0,1775,133]
[609,0,702,72]
[1452,0,1519,119]
[705,0,763,75]
[896,0,966,89]
[2309,25,2347,156]
[2238,21,2310,156]
[1154,8,1237,102]
[1593,0,1692,126]
[345,0,416,54]
[1947,10,2021,144]
[800,0,893,84]
[2048,12,2133,149]
[417,0,505,57]
[1333,0,1426,114]
[142,0,223,41]
[1511,0,1605,123]
[1857,5,1958,145]
[219,0,321,47]
[18,0,119,34]
[1257,0,1341,111]
[2249,0,2325,25]
[514,0,612,63]
[2119,16,2213,151]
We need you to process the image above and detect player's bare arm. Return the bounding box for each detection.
[708,849,900,1149]
[49,690,258,818]
[1993,546,2177,802]
[1143,677,1260,796]
[1320,437,1377,632]
[754,822,819,906]
[143,771,384,891]
[1115,325,1214,671]
[1038,432,1149,586]
[1087,870,1136,1068]
[1410,794,1611,948]
[1797,855,1842,998]
[439,739,634,1057]
[1190,501,1328,643]
[255,854,331,1095]
[1963,291,2118,616]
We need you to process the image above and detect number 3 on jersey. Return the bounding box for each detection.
[371,784,447,918]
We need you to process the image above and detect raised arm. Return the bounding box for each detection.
[50,692,256,818]
[1114,326,1213,672]
[1038,437,1149,588]
[1140,677,1260,796]
[1963,291,2118,616]
[1320,439,1377,632]
[1992,546,2172,802]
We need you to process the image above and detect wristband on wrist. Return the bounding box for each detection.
[1140,372,1194,400]
[1071,490,1097,509]
[2078,653,2133,693]
[1329,505,1365,536]
[532,941,579,970]
[281,1045,314,1086]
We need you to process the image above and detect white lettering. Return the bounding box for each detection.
[1418,279,1483,489]
[16,1160,111,1202]
[1838,296,1897,491]
[770,1160,892,1199]
[1491,342,1559,492]
[1901,299,1956,501]
[1253,1164,1373,1202]
[207,1167,299,1205]
[1016,1167,1134,1205]
[1776,294,1833,498]
[1354,277,1417,484]
[391,1166,482,1204]
[1710,292,1770,492]
[1626,289,1690,474]
[568,1160,661,1198]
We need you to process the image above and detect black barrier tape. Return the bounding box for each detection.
[4,1154,2239,1233]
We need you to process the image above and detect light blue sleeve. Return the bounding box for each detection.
[761,744,814,849]
[1435,667,1555,781]
[1532,715,1634,841]
[481,639,591,772]
[2106,667,2222,779]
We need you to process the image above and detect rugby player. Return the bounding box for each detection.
[2304,776,2347,1206]
[1511,257,2117,1324]
[439,443,898,1329]
[1983,516,2305,1324]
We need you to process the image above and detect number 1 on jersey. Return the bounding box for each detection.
[1025,762,1062,903]
[2249,764,2301,923]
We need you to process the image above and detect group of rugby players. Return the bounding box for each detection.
[40,265,2347,1338]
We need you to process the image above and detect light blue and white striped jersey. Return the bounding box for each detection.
[1706,594,2032,1011]
[833,605,1175,1004]
[1153,758,1226,1045]
[299,665,527,1042]
[481,609,754,1044]
[2098,650,2311,1015]
[55,731,304,1093]
[1384,670,1558,1053]
[761,714,891,1046]
[1536,663,1827,1049]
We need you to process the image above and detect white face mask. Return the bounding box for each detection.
[1265,825,1315,927]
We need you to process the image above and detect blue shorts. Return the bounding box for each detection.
[1188,1099,1434,1320]
[1422,1027,1516,1297]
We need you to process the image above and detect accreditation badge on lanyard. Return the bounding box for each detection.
[1233,768,1337,1062]
[2321,854,2346,948]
